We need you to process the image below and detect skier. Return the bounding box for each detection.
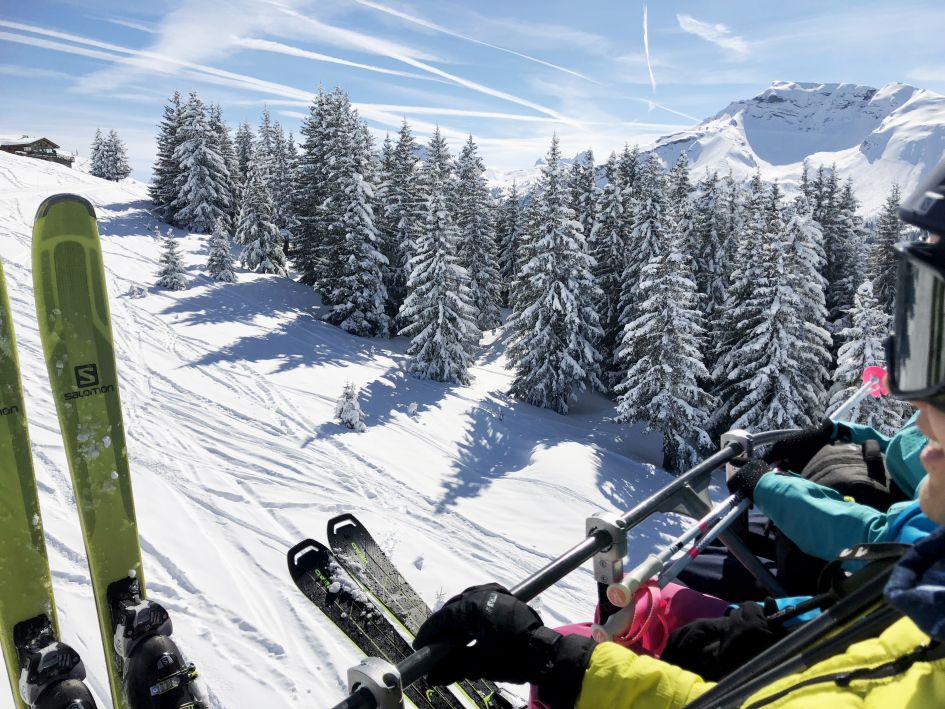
[412,157,945,708]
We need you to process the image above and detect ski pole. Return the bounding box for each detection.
[827,366,888,420]
[605,493,747,607]
[591,501,749,642]
[658,502,748,589]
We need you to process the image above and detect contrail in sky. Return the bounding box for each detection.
[642,2,656,92]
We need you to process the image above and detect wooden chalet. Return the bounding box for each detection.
[0,135,74,167]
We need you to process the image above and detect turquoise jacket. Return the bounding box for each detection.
[753,412,929,561]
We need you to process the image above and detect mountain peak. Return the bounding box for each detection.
[643,80,945,214]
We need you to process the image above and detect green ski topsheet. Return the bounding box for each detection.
[0,257,58,709]
[32,194,143,709]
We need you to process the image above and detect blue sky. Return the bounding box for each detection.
[2,0,944,180]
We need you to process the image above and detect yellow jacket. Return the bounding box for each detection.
[576,617,945,708]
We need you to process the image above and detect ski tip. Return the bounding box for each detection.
[287,539,329,580]
[327,512,362,538]
[34,193,96,220]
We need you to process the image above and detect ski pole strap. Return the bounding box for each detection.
[766,543,909,628]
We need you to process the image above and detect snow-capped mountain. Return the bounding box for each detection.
[653,81,945,214]
[491,81,945,215]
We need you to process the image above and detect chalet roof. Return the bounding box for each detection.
[0,135,60,149]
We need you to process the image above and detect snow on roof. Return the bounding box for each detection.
[0,135,54,147]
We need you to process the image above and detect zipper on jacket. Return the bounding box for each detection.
[743,641,944,709]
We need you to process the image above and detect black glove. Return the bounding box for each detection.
[413,583,596,708]
[726,459,772,502]
[762,418,847,471]
[661,602,784,681]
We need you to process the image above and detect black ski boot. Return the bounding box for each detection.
[15,615,97,709]
[122,635,205,709]
[109,579,207,709]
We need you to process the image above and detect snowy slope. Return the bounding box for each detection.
[491,81,945,215]
[0,152,685,708]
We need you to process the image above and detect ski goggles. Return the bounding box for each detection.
[885,239,945,406]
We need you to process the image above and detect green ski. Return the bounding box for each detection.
[31,194,205,709]
[0,256,96,708]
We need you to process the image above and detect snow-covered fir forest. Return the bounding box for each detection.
[147,86,914,473]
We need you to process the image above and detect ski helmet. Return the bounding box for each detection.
[899,156,945,236]
[886,155,945,405]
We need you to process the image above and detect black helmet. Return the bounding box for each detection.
[900,157,945,237]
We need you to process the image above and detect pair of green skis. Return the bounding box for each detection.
[0,195,201,709]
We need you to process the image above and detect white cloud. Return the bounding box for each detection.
[104,17,157,34]
[0,63,73,80]
[0,23,315,102]
[676,14,749,57]
[233,37,440,82]
[352,0,595,82]
[643,2,656,91]
[273,8,582,127]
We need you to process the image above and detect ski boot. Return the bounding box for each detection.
[109,579,207,709]
[15,615,97,709]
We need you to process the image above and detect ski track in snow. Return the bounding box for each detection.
[0,153,686,708]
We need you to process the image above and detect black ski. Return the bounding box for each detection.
[287,539,469,709]
[327,514,525,709]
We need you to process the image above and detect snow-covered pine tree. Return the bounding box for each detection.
[399,128,478,384]
[103,130,131,181]
[811,166,862,330]
[710,172,766,429]
[269,122,298,255]
[830,178,867,331]
[151,92,184,219]
[495,183,524,308]
[378,121,422,321]
[316,90,381,306]
[234,122,254,187]
[455,135,502,331]
[376,134,398,315]
[324,168,390,337]
[170,91,229,234]
[89,129,106,178]
[613,233,714,472]
[506,136,602,414]
[569,150,598,244]
[207,104,239,232]
[716,184,831,432]
[667,152,696,253]
[294,87,360,293]
[207,217,236,283]
[157,232,188,290]
[509,184,543,313]
[616,153,671,373]
[292,88,328,286]
[691,171,728,346]
[869,184,905,314]
[335,381,366,432]
[255,106,276,178]
[829,279,910,434]
[705,170,743,375]
[617,144,642,203]
[590,153,628,389]
[237,156,288,275]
